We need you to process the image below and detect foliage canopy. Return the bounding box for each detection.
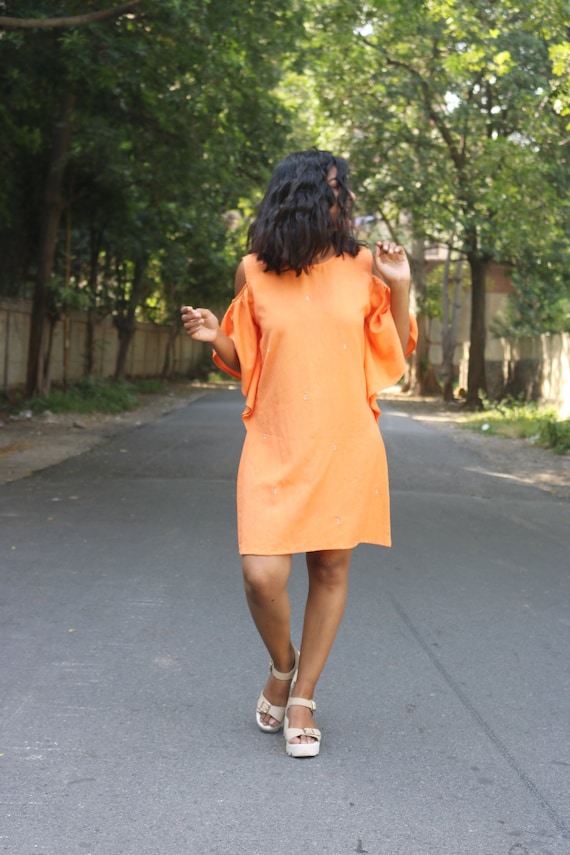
[1,0,568,398]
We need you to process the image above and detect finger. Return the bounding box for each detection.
[376,241,397,254]
[183,312,201,326]
[185,317,204,330]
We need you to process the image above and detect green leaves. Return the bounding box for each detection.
[3,0,568,393]
[0,0,307,306]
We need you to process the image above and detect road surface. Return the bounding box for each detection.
[1,389,568,854]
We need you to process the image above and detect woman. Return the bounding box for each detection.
[182,149,416,758]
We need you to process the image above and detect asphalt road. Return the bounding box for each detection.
[1,389,569,855]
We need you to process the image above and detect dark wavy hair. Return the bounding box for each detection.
[247,149,362,275]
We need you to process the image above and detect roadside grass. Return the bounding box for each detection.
[458,398,570,454]
[19,378,167,416]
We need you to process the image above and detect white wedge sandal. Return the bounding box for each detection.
[284,697,321,758]
[255,646,300,733]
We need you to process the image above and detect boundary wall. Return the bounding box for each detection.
[420,284,569,417]
[2,298,568,417]
[0,298,206,392]
[458,333,570,418]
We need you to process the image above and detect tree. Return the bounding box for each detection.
[1,1,306,393]
[290,0,569,406]
[1,2,144,394]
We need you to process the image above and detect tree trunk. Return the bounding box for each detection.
[61,206,73,390]
[114,258,146,380]
[466,250,488,408]
[409,235,427,394]
[409,235,441,396]
[42,313,58,396]
[25,90,75,397]
[161,323,180,379]
[115,326,133,382]
[86,308,96,377]
[441,244,464,402]
[85,229,103,376]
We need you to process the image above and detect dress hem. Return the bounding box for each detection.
[237,537,392,556]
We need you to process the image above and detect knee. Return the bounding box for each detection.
[242,555,288,604]
[307,550,351,587]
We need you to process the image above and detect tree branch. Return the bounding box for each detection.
[376,204,403,245]
[0,1,140,29]
[358,34,465,174]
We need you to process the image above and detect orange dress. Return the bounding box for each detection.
[213,249,417,555]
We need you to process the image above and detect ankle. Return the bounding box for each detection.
[290,680,316,701]
[271,643,296,675]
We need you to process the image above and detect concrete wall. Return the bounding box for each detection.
[0,298,206,393]
[457,333,570,418]
[426,291,509,367]
[420,279,569,417]
[541,333,570,418]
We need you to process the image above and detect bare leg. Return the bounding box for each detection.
[288,548,352,744]
[242,554,294,727]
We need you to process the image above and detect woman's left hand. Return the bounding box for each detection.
[373,241,411,287]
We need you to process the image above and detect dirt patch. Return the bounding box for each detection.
[0,381,219,485]
[1,383,568,500]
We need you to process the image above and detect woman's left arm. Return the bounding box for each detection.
[372,241,411,354]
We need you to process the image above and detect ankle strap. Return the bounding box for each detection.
[287,697,316,712]
[269,646,299,681]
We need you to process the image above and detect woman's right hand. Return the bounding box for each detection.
[181,306,219,343]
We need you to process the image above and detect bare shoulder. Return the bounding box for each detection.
[357,245,373,270]
[234,260,246,296]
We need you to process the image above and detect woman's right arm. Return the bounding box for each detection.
[180,260,247,374]
[181,306,241,374]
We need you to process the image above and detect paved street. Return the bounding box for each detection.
[1,389,569,855]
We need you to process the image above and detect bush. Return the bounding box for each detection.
[28,379,139,415]
[132,379,166,395]
[459,397,569,454]
[538,419,570,454]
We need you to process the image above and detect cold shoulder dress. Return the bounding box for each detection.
[213,248,417,555]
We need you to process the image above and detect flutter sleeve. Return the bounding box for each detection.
[213,283,261,418]
[365,275,418,416]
